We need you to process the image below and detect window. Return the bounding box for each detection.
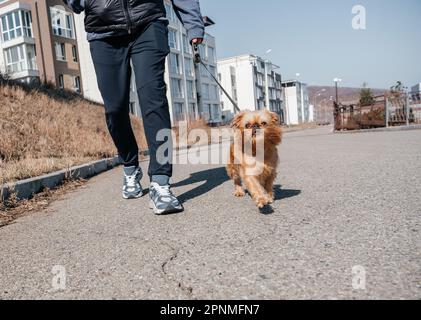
[186,80,194,99]
[4,45,25,73]
[199,44,206,60]
[184,57,193,77]
[4,44,37,73]
[73,76,81,93]
[71,45,78,62]
[50,8,75,39]
[169,53,180,74]
[208,47,216,63]
[188,103,196,119]
[200,64,208,78]
[173,102,184,121]
[55,42,66,61]
[164,2,176,21]
[209,65,216,77]
[1,10,32,42]
[212,104,220,119]
[182,34,191,54]
[201,83,210,100]
[58,74,64,89]
[210,85,218,100]
[168,29,178,49]
[170,78,183,98]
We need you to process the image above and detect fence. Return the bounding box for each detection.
[334,91,421,131]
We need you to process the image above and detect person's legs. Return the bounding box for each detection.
[130,20,172,182]
[89,36,139,168]
[130,20,183,214]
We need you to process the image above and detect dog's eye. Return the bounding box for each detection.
[245,123,252,129]
[261,122,267,126]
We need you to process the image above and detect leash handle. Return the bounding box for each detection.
[192,43,201,64]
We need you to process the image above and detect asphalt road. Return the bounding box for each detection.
[0,127,420,299]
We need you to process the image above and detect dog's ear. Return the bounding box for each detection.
[231,112,245,128]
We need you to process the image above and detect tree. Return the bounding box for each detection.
[359,82,375,106]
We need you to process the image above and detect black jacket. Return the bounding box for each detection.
[84,0,165,33]
[64,0,205,42]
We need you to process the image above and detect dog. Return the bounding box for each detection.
[226,109,282,208]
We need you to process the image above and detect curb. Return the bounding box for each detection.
[334,124,421,134]
[1,156,122,202]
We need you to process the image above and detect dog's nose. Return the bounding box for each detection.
[252,124,260,130]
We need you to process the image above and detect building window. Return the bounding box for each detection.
[199,44,206,60]
[201,83,210,100]
[4,44,37,73]
[184,57,193,77]
[182,34,191,54]
[58,74,64,89]
[164,2,176,21]
[50,7,75,39]
[188,103,196,120]
[1,10,32,42]
[210,85,218,100]
[73,75,81,93]
[186,80,194,99]
[208,65,216,77]
[55,42,66,61]
[71,45,78,62]
[212,104,220,119]
[169,53,180,74]
[200,64,208,78]
[208,47,215,63]
[170,78,183,98]
[168,28,178,49]
[173,102,184,121]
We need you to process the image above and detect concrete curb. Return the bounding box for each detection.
[334,124,421,134]
[1,156,122,202]
[0,139,232,203]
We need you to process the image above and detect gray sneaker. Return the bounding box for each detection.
[149,182,184,215]
[122,166,144,199]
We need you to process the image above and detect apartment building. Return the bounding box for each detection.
[282,80,310,125]
[217,54,283,123]
[0,0,82,92]
[73,0,222,125]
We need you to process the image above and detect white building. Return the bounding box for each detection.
[73,0,222,125]
[217,54,283,123]
[410,83,421,102]
[282,80,310,125]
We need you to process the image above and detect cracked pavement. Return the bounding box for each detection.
[0,127,420,299]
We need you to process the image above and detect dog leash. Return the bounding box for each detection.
[193,44,242,115]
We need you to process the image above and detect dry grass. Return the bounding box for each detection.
[0,82,147,184]
[0,178,86,227]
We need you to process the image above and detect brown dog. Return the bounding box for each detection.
[226,110,282,208]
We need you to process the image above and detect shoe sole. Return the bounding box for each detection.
[149,200,184,215]
[122,190,145,200]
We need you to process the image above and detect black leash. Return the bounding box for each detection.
[193,44,242,115]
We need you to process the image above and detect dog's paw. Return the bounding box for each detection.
[268,192,275,204]
[255,194,272,208]
[234,188,246,197]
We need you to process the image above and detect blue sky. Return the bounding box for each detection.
[200,0,421,89]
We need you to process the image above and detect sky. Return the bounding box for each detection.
[200,0,421,89]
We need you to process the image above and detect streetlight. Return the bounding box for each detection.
[313,88,326,123]
[333,78,342,103]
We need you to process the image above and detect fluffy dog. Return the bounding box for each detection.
[226,110,282,208]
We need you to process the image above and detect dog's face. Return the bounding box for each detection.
[231,109,282,145]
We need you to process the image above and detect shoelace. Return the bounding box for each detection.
[125,172,138,188]
[154,184,172,198]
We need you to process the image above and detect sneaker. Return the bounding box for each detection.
[149,182,184,215]
[122,166,144,199]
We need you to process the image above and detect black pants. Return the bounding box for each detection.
[90,20,172,178]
